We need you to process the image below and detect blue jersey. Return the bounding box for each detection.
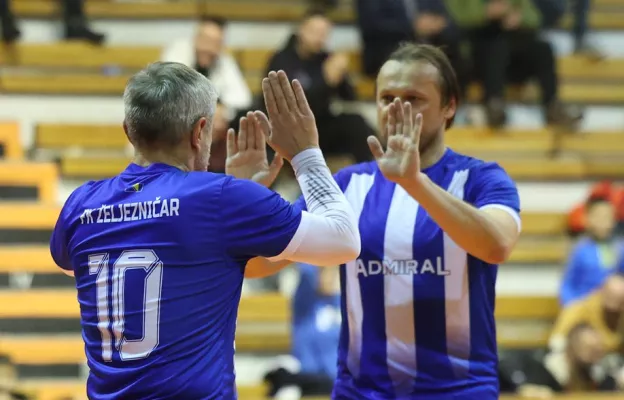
[292,264,341,378]
[50,163,301,400]
[294,149,521,400]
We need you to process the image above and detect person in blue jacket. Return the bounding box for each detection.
[291,263,341,379]
[560,197,622,306]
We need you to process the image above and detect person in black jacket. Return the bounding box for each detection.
[354,0,414,77]
[354,0,469,101]
[263,10,373,163]
[0,0,104,44]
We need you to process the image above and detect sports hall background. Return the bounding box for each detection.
[0,0,623,399]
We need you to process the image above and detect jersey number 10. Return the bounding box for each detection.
[88,249,163,362]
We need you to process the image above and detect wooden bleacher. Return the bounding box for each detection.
[4,42,624,105]
[9,0,624,30]
[0,201,571,264]
[35,123,624,155]
[0,122,23,160]
[53,150,624,181]
[2,43,624,80]
[5,70,624,105]
[3,2,624,398]
[0,42,159,69]
[0,291,558,365]
[0,160,58,203]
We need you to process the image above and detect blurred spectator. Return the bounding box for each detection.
[161,16,252,120]
[551,274,624,359]
[568,182,624,238]
[264,264,340,399]
[354,0,415,77]
[0,0,104,44]
[0,355,28,400]
[309,0,339,10]
[263,10,373,163]
[416,0,470,102]
[292,264,340,379]
[514,323,621,396]
[531,0,603,58]
[355,0,470,100]
[560,197,622,306]
[446,0,582,129]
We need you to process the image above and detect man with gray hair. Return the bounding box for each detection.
[49,62,360,399]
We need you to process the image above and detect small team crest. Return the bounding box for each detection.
[125,182,144,193]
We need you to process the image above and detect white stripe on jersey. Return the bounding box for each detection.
[344,172,376,378]
[443,169,472,378]
[383,185,419,393]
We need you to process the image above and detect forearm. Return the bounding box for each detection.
[267,149,360,267]
[403,174,515,264]
[245,258,291,279]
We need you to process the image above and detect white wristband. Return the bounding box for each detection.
[291,148,325,174]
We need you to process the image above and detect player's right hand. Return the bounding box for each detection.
[256,70,320,162]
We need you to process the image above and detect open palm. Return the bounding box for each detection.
[368,99,422,185]
[225,111,283,188]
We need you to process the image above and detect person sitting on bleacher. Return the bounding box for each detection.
[0,355,28,400]
[511,323,621,397]
[354,0,470,101]
[262,9,374,163]
[504,276,624,397]
[568,181,624,238]
[536,274,624,394]
[560,196,623,306]
[161,16,252,121]
[552,274,624,353]
[0,0,104,44]
[444,0,582,129]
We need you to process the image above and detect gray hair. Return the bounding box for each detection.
[123,62,219,148]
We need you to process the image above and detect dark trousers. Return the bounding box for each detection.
[361,39,405,77]
[471,28,558,106]
[317,112,374,163]
[425,33,471,102]
[0,0,87,29]
[572,0,592,44]
[532,0,591,44]
[361,35,470,102]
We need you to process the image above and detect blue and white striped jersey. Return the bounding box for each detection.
[295,148,521,400]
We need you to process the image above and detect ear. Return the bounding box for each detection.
[122,121,132,144]
[190,117,208,150]
[444,97,458,121]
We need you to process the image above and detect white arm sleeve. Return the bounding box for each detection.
[267,148,360,266]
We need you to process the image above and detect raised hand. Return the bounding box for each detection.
[225,111,283,188]
[256,70,319,162]
[367,98,422,186]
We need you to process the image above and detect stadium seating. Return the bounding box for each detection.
[0,122,23,160]
[5,71,624,105]
[10,0,624,29]
[0,42,159,69]
[33,124,622,154]
[4,1,624,398]
[0,161,58,202]
[5,42,624,105]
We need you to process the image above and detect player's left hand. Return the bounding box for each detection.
[367,98,423,187]
[225,111,283,188]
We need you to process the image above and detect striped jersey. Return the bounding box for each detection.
[295,148,521,400]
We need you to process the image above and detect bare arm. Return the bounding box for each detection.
[403,175,520,264]
[245,258,291,279]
